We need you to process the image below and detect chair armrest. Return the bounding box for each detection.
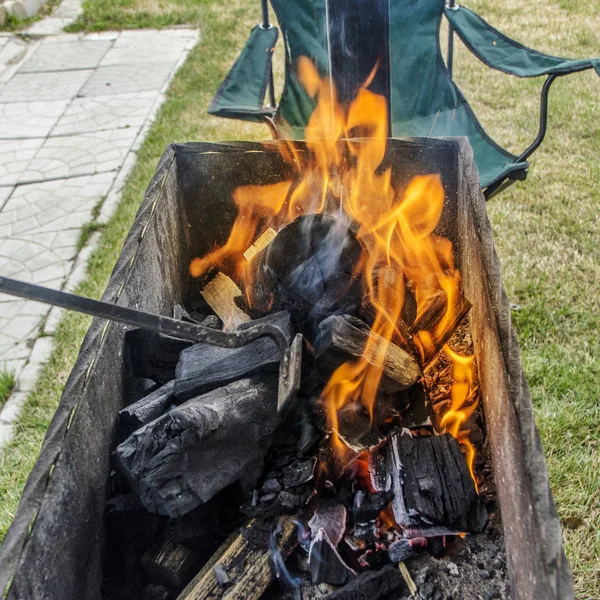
[445,5,600,78]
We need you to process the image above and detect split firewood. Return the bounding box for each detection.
[201,272,250,330]
[387,429,487,534]
[114,376,279,518]
[174,311,292,402]
[244,215,364,339]
[177,517,297,600]
[410,291,472,365]
[315,314,421,392]
[142,527,203,590]
[126,328,193,384]
[243,228,277,261]
[119,381,175,436]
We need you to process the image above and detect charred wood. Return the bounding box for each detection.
[387,429,487,534]
[118,381,175,436]
[201,272,251,330]
[322,564,406,600]
[177,518,297,600]
[315,315,421,393]
[174,311,292,402]
[309,529,356,586]
[142,528,203,590]
[126,328,192,384]
[244,215,364,339]
[114,376,279,517]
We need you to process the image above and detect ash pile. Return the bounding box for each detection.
[103,214,509,600]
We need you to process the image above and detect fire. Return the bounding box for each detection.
[439,345,479,487]
[189,57,479,485]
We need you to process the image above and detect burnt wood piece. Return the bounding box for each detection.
[309,529,356,586]
[352,490,390,523]
[126,328,193,384]
[114,376,279,517]
[316,315,421,393]
[177,518,297,600]
[142,528,203,590]
[410,291,472,365]
[322,564,406,600]
[309,500,347,547]
[336,401,386,453]
[118,381,175,436]
[174,311,292,402]
[201,272,250,330]
[387,429,487,534]
[244,214,364,339]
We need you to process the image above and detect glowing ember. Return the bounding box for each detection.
[189,56,479,486]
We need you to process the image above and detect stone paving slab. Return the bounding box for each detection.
[0,69,92,102]
[0,100,68,139]
[79,61,177,96]
[0,138,45,186]
[0,173,115,237]
[19,39,112,72]
[19,127,140,182]
[0,26,199,450]
[52,91,156,135]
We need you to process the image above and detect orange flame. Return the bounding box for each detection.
[188,57,479,483]
[440,345,479,488]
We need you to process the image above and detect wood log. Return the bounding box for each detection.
[119,381,175,436]
[114,376,279,517]
[243,228,277,261]
[177,517,297,600]
[126,328,193,384]
[410,291,472,365]
[142,528,203,590]
[201,272,250,330]
[244,215,364,340]
[174,311,292,402]
[387,429,487,534]
[315,314,421,392]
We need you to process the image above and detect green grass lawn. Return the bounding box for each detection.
[1,0,598,596]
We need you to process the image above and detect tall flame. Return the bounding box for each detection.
[189,57,479,484]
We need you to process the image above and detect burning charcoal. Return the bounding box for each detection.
[282,456,317,488]
[141,528,203,590]
[245,215,364,339]
[200,271,251,330]
[315,314,421,392]
[387,428,488,534]
[309,529,356,586]
[174,311,292,401]
[309,500,347,547]
[387,538,418,563]
[179,518,298,600]
[352,521,378,546]
[125,328,193,384]
[118,381,175,436]
[322,564,406,599]
[336,401,386,453]
[352,490,390,523]
[114,376,279,517]
[279,486,316,509]
[368,445,391,493]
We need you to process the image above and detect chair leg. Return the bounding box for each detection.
[483,177,518,200]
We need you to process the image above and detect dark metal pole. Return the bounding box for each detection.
[261,0,270,28]
[446,0,456,78]
[261,0,276,108]
[515,74,557,163]
[0,276,290,354]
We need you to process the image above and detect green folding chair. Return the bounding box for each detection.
[209,0,600,199]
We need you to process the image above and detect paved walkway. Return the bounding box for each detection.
[0,26,199,444]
